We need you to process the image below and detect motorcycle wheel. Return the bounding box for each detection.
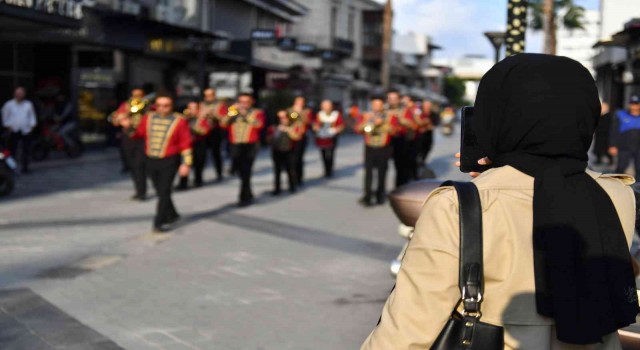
[0,169,14,197]
[31,140,50,161]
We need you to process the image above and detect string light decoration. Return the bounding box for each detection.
[506,0,528,56]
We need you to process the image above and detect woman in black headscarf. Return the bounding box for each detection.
[362,54,638,349]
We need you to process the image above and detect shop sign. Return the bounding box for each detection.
[79,68,115,88]
[251,29,276,41]
[277,37,296,51]
[295,43,316,54]
[148,38,188,53]
[0,0,90,19]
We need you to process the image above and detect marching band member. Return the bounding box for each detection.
[416,100,438,166]
[123,95,192,233]
[355,96,398,207]
[268,110,304,195]
[113,88,150,201]
[220,93,265,207]
[177,101,211,190]
[399,95,420,181]
[312,99,344,178]
[288,96,312,186]
[386,90,412,188]
[199,88,228,182]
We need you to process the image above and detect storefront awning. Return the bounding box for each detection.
[0,3,81,30]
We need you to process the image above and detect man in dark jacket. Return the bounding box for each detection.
[610,95,640,176]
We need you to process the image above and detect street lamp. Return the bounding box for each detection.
[484,31,506,64]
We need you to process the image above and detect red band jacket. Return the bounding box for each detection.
[132,113,193,165]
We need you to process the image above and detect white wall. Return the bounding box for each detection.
[600,0,640,40]
[556,9,600,74]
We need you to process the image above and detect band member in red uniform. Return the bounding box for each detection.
[386,90,412,188]
[113,88,150,201]
[177,101,211,190]
[288,96,312,186]
[416,100,438,166]
[313,99,344,178]
[199,88,227,182]
[356,96,398,207]
[220,93,265,207]
[268,110,304,195]
[123,95,192,233]
[400,95,420,180]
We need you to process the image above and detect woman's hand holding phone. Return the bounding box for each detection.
[455,152,491,178]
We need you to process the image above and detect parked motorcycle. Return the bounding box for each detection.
[31,121,83,161]
[388,179,443,276]
[0,146,17,197]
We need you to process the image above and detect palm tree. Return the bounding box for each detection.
[529,0,587,55]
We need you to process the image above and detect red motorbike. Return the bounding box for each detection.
[31,121,83,161]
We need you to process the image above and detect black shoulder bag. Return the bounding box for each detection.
[430,181,504,350]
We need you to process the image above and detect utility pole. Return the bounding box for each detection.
[381,0,392,91]
[542,0,556,54]
[505,0,528,56]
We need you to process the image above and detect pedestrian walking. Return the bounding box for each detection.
[593,101,613,165]
[177,101,211,190]
[199,88,227,182]
[123,95,192,233]
[288,96,312,186]
[610,95,640,176]
[356,96,398,207]
[112,88,150,201]
[269,110,303,195]
[2,87,37,174]
[220,93,265,207]
[313,100,344,178]
[362,54,637,350]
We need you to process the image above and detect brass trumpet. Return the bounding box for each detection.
[227,105,239,117]
[129,98,148,115]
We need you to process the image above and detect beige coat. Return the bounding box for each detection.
[362,166,636,350]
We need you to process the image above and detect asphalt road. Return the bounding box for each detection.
[0,130,464,350]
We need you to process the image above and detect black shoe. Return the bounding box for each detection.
[194,181,203,188]
[358,197,373,207]
[289,187,297,194]
[271,190,281,196]
[152,226,170,234]
[376,197,387,205]
[131,194,147,201]
[174,184,188,191]
[165,214,181,225]
[238,199,253,207]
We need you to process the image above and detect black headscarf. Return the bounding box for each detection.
[473,53,639,344]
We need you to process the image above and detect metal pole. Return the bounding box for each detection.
[381,0,392,91]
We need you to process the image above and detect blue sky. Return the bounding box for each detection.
[381,0,600,59]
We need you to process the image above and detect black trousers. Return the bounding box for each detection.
[272,149,297,192]
[319,138,338,177]
[179,140,207,187]
[364,145,392,202]
[146,155,180,228]
[122,137,147,197]
[207,128,224,179]
[405,139,418,181]
[417,131,434,165]
[8,132,31,172]
[295,133,308,184]
[231,143,258,203]
[616,148,640,177]
[392,136,410,188]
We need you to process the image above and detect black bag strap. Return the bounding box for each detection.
[441,181,484,316]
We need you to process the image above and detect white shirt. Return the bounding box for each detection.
[2,99,37,134]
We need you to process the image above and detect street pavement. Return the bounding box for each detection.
[0,130,465,349]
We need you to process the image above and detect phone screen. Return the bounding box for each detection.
[460,106,489,173]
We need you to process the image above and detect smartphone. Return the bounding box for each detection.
[460,106,490,173]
